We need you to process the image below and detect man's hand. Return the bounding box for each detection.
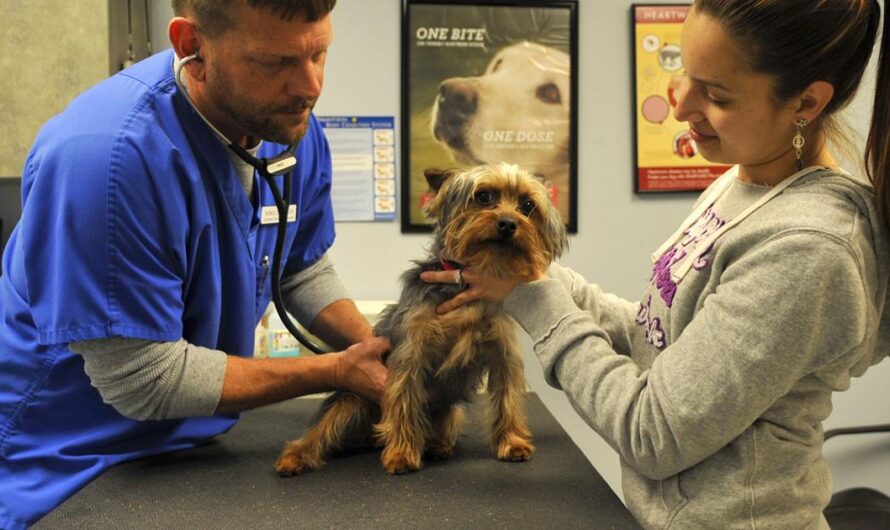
[331,336,390,403]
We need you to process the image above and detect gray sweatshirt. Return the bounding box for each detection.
[505,168,890,529]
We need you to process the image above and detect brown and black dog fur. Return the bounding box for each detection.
[276,163,568,475]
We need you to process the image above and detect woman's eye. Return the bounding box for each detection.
[475,190,495,206]
[706,93,728,106]
[519,199,536,216]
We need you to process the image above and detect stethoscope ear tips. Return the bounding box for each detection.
[183,52,203,64]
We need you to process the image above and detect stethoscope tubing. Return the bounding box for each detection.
[174,53,329,355]
[262,171,328,355]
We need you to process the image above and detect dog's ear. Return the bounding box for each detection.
[544,206,569,260]
[423,168,459,193]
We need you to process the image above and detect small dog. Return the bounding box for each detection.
[431,42,571,219]
[275,163,568,476]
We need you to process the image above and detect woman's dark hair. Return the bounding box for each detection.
[694,0,890,228]
[172,0,336,36]
[867,2,890,227]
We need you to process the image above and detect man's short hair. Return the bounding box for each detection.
[172,0,337,36]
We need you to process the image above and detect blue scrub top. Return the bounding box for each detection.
[0,50,336,530]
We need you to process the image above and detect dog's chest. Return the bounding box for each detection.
[424,313,507,402]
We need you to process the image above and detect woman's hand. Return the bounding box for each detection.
[420,268,546,313]
[331,336,390,403]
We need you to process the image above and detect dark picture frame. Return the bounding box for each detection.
[631,3,730,193]
[401,0,579,232]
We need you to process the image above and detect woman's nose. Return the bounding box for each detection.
[672,77,702,123]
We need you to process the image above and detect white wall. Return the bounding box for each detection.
[151,0,890,501]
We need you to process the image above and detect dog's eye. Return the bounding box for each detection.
[490,58,504,73]
[475,190,495,206]
[536,83,561,104]
[519,199,536,217]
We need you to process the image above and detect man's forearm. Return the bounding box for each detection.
[215,353,341,414]
[280,253,371,350]
[308,298,373,351]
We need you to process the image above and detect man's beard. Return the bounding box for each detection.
[207,71,315,145]
[222,94,314,145]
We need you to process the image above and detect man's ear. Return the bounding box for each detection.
[168,17,205,79]
[423,168,459,193]
[793,80,835,124]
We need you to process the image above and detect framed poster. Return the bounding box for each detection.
[401,0,579,232]
[318,116,397,222]
[632,4,731,193]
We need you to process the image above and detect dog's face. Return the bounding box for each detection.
[431,42,571,174]
[424,164,568,278]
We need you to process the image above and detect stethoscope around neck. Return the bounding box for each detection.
[175,53,328,354]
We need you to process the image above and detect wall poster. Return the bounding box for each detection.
[632,4,731,193]
[319,116,397,222]
[402,0,578,232]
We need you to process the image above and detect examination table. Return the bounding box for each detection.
[36,393,639,529]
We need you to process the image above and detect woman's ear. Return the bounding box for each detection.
[794,80,835,124]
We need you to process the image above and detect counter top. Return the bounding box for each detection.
[37,393,639,529]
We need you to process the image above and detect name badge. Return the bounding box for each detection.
[261,204,297,225]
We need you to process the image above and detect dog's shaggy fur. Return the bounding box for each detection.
[275,163,568,476]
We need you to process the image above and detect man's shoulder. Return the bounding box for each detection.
[33,51,181,164]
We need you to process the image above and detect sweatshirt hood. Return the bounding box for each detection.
[806,169,890,368]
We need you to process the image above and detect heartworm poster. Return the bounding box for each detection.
[633,4,730,192]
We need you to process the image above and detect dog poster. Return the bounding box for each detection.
[402,0,578,232]
[632,4,731,192]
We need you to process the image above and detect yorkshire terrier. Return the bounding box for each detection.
[275,163,568,476]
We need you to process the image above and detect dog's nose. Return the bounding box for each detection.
[496,217,518,238]
[438,79,478,116]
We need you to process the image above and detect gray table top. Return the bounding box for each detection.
[37,392,639,529]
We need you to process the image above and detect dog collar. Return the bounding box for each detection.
[440,259,463,271]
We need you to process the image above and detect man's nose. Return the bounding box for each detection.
[286,60,323,100]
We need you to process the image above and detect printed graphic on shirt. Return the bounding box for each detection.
[638,206,727,349]
[635,295,666,349]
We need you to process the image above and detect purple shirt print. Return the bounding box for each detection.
[650,207,726,307]
[639,207,727,349]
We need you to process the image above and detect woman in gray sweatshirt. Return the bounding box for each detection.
[423,1,890,528]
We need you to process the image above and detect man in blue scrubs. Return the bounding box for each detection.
[0,1,389,528]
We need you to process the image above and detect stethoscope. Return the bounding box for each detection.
[175,53,328,354]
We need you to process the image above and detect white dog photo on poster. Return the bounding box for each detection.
[431,41,571,220]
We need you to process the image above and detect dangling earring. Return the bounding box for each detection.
[793,119,808,171]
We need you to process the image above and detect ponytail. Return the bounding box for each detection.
[867,0,890,229]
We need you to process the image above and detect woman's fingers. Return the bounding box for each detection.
[420,270,462,285]
[436,288,477,313]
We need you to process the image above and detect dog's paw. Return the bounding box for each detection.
[275,442,324,477]
[497,435,535,462]
[381,448,423,475]
[425,441,455,461]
